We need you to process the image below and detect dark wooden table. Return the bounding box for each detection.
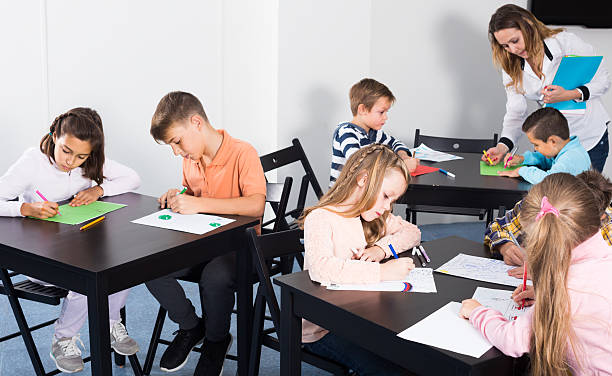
[275,236,527,376]
[0,192,259,376]
[399,153,531,210]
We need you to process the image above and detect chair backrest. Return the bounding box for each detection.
[246,227,304,329]
[259,138,324,220]
[262,177,293,233]
[414,129,499,153]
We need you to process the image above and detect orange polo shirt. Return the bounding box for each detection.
[182,130,266,200]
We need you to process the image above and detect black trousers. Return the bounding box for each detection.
[145,252,237,342]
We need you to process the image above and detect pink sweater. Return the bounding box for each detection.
[470,232,612,374]
[302,207,421,343]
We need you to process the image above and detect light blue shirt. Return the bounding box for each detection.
[518,136,591,184]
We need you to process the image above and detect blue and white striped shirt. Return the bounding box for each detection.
[329,122,411,187]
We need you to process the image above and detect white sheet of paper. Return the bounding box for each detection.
[409,144,463,162]
[397,301,492,358]
[327,268,437,293]
[435,253,532,288]
[131,209,235,235]
[472,287,532,321]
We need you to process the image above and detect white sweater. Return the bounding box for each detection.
[0,147,141,217]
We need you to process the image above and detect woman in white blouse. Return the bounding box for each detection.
[484,4,610,172]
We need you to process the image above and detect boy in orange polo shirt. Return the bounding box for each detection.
[145,91,266,375]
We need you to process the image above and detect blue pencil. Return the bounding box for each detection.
[388,244,399,259]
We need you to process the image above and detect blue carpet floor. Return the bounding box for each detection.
[0,221,486,375]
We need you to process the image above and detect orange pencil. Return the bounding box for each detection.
[80,216,105,231]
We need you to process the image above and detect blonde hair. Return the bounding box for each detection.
[299,144,409,246]
[488,4,563,94]
[521,173,600,375]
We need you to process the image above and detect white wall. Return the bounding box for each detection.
[2,1,612,223]
[276,0,371,206]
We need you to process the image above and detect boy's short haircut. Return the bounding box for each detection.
[150,91,209,142]
[349,78,395,116]
[522,107,569,141]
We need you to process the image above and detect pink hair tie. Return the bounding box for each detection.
[535,196,560,221]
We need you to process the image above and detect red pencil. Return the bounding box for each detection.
[520,262,527,309]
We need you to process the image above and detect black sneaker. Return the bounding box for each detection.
[160,320,206,372]
[193,334,233,376]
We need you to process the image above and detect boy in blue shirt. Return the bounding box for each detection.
[500,107,591,184]
[329,78,419,188]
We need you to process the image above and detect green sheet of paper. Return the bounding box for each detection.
[38,201,126,225]
[479,161,523,176]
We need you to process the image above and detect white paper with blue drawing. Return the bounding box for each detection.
[435,253,532,287]
[472,287,532,321]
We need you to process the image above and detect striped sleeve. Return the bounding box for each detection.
[330,125,362,187]
[376,130,411,156]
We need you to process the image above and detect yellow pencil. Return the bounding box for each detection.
[482,150,493,165]
[80,216,105,231]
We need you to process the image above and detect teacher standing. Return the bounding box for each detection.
[484,4,611,172]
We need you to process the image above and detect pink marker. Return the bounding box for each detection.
[35,189,61,216]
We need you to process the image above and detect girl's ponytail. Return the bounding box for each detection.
[521,173,600,375]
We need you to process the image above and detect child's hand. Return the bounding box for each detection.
[355,246,385,262]
[167,193,200,214]
[483,145,507,165]
[70,186,103,206]
[503,154,524,167]
[380,258,415,280]
[402,156,419,173]
[21,201,59,219]
[508,264,531,280]
[159,189,181,208]
[498,168,521,178]
[459,299,482,319]
[540,85,580,104]
[512,285,535,307]
[499,242,525,266]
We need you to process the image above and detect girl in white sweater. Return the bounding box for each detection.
[0,107,141,373]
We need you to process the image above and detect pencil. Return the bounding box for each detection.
[388,244,399,259]
[80,216,105,231]
[482,150,493,165]
[415,247,426,266]
[504,149,517,168]
[419,245,430,263]
[35,189,61,216]
[520,262,527,309]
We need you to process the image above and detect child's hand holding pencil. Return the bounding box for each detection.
[503,153,523,168]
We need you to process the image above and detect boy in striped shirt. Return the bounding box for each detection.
[330,78,418,188]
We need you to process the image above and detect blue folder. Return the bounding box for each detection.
[546,55,602,113]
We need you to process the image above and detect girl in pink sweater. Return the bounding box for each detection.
[299,144,420,376]
[460,173,612,375]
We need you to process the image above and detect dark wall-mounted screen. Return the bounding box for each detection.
[529,0,612,28]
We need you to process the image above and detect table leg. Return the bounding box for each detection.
[87,276,112,375]
[280,287,301,375]
[236,241,253,376]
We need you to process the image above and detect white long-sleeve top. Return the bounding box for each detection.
[0,147,141,217]
[501,31,610,151]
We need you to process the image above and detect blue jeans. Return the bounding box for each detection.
[588,128,609,172]
[303,332,409,376]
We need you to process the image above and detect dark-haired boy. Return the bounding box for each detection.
[145,91,266,375]
[500,107,591,184]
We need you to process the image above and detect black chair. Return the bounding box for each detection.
[259,138,325,270]
[0,269,142,376]
[142,180,294,375]
[246,227,350,376]
[407,129,499,225]
[259,138,324,227]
